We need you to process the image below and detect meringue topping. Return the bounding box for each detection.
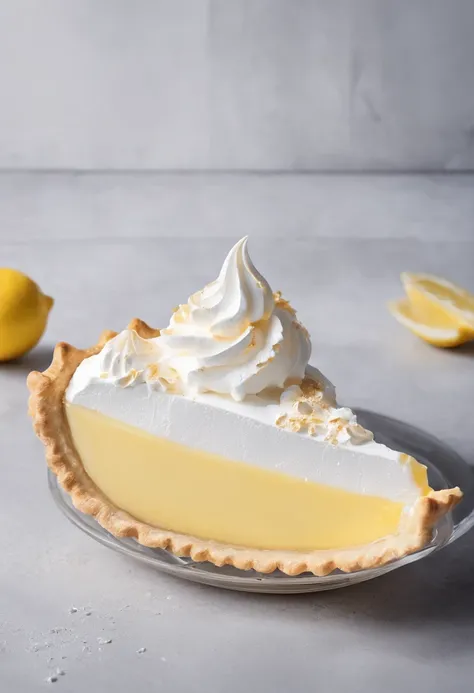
[157,237,311,400]
[67,329,159,398]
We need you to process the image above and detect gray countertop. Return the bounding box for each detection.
[1,174,474,691]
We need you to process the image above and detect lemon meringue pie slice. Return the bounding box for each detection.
[28,238,462,575]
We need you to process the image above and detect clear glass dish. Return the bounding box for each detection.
[48,408,474,593]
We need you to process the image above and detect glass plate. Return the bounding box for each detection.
[48,409,474,594]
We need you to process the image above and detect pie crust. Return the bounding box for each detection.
[27,319,463,577]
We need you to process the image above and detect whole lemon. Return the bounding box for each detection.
[0,268,54,361]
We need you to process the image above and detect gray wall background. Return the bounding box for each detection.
[1,0,474,172]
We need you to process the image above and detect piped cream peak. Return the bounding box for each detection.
[157,237,311,400]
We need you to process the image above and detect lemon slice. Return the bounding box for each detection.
[389,273,474,348]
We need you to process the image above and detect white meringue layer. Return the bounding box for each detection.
[66,368,423,505]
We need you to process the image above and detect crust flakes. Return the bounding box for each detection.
[27,319,463,576]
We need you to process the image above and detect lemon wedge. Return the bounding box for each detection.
[389,273,474,347]
[0,268,54,361]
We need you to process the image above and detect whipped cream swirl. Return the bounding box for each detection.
[70,329,160,394]
[100,330,159,385]
[158,237,311,400]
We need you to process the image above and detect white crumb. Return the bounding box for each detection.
[97,638,112,645]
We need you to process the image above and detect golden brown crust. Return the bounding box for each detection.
[27,319,463,576]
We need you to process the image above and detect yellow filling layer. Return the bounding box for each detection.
[67,403,411,552]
